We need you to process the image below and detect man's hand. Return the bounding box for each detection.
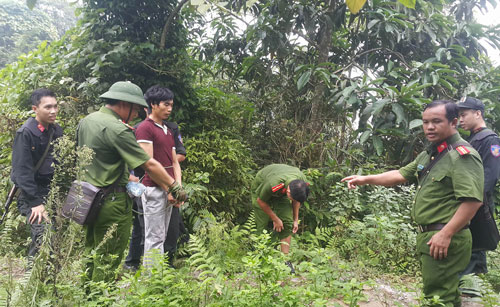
[29,204,49,224]
[169,181,187,202]
[167,193,184,208]
[341,175,367,189]
[129,174,140,182]
[292,220,299,234]
[273,218,284,232]
[427,230,452,260]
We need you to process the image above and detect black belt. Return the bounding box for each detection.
[417,223,469,233]
[112,186,127,193]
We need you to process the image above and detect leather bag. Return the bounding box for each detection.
[62,181,105,225]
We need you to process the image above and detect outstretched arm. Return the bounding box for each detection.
[341,170,407,189]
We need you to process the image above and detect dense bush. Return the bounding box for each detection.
[182,130,257,224]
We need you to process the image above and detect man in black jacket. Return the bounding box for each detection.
[458,96,500,275]
[11,89,63,257]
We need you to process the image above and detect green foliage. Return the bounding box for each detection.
[193,0,500,166]
[1,0,500,305]
[183,130,256,223]
[0,0,76,68]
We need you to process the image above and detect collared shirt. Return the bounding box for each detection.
[77,106,150,187]
[11,117,63,207]
[251,164,306,203]
[399,133,483,225]
[135,117,176,187]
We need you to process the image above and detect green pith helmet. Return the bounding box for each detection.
[100,81,148,107]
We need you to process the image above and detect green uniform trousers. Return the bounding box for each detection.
[417,229,472,307]
[253,196,293,240]
[84,192,132,282]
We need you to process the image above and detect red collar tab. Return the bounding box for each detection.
[437,141,447,153]
[120,120,135,131]
[37,123,46,132]
[271,183,285,193]
[456,145,470,156]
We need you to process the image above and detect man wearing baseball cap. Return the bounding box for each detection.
[458,97,500,282]
[77,81,187,282]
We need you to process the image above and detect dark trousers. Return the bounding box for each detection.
[461,250,488,275]
[125,199,189,267]
[18,200,46,257]
[125,197,144,268]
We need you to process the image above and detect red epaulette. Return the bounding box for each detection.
[120,120,135,131]
[271,183,285,193]
[456,145,470,156]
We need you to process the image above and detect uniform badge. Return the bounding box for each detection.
[271,183,285,193]
[491,145,500,157]
[417,164,424,171]
[437,141,447,153]
[455,145,470,156]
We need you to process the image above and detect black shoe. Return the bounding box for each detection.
[285,261,295,274]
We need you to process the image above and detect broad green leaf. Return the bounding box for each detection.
[246,0,259,6]
[360,130,371,144]
[372,98,390,115]
[196,3,210,14]
[346,0,367,14]
[297,70,312,90]
[423,24,436,41]
[367,19,379,29]
[397,0,416,9]
[431,73,438,85]
[438,79,453,91]
[26,0,37,10]
[392,103,406,124]
[191,0,205,5]
[372,135,383,156]
[409,119,423,129]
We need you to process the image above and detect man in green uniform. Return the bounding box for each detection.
[342,100,483,306]
[252,164,309,272]
[78,81,186,282]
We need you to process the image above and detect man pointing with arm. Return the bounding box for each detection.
[342,100,483,306]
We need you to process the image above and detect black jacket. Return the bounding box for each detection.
[467,128,500,206]
[11,117,63,208]
[165,121,187,156]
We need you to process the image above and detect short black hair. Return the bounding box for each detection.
[423,100,458,122]
[31,88,56,106]
[104,98,120,106]
[144,85,174,109]
[289,179,309,203]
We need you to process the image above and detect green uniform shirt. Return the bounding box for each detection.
[78,106,150,187]
[399,133,483,225]
[251,164,306,203]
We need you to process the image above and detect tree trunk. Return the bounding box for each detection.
[309,0,335,133]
